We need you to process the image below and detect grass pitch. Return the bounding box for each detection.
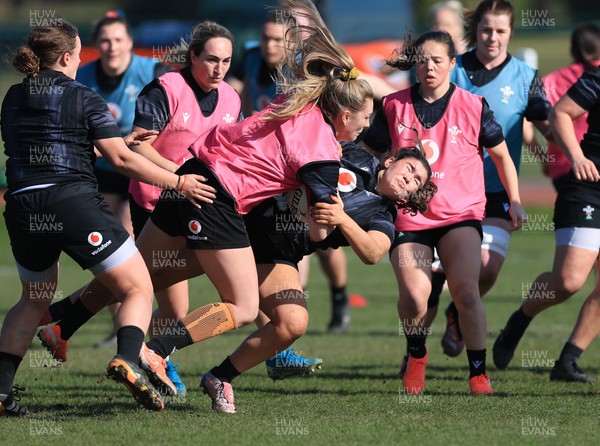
[0,205,598,445]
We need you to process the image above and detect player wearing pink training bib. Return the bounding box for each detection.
[129,69,240,213]
[364,30,525,396]
[189,101,339,214]
[382,87,486,230]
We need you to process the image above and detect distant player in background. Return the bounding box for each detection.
[430,0,467,55]
[226,12,287,116]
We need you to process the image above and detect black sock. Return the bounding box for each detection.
[406,334,427,359]
[57,299,95,340]
[209,356,241,383]
[331,286,348,312]
[116,326,145,363]
[504,307,533,342]
[0,352,22,399]
[146,321,193,359]
[558,342,583,366]
[467,349,486,378]
[48,295,75,322]
[427,272,446,309]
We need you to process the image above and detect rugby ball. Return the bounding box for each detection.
[287,186,309,223]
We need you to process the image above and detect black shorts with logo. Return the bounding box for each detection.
[554,172,600,229]
[484,190,511,221]
[150,158,250,249]
[4,182,130,271]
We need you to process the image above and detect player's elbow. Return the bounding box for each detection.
[359,251,384,265]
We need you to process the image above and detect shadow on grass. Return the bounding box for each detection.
[24,394,206,418]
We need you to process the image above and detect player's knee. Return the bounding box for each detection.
[554,278,582,301]
[285,313,308,341]
[130,282,154,304]
[449,285,480,312]
[271,305,308,342]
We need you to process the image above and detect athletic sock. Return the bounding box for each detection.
[427,271,447,309]
[57,298,95,340]
[557,342,583,366]
[48,295,74,322]
[406,334,427,359]
[504,306,533,341]
[0,352,22,399]
[115,326,145,363]
[467,349,486,378]
[210,356,241,383]
[146,322,193,359]
[331,286,348,317]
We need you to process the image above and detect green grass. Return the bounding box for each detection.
[0,205,598,445]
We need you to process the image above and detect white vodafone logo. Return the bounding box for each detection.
[421,139,440,165]
[87,232,103,247]
[188,220,202,234]
[338,168,357,193]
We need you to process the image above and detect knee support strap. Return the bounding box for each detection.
[182,302,238,343]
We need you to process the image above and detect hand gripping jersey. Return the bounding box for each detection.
[451,56,536,192]
[190,102,340,215]
[243,142,397,264]
[129,71,241,211]
[383,87,485,231]
[313,142,397,249]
